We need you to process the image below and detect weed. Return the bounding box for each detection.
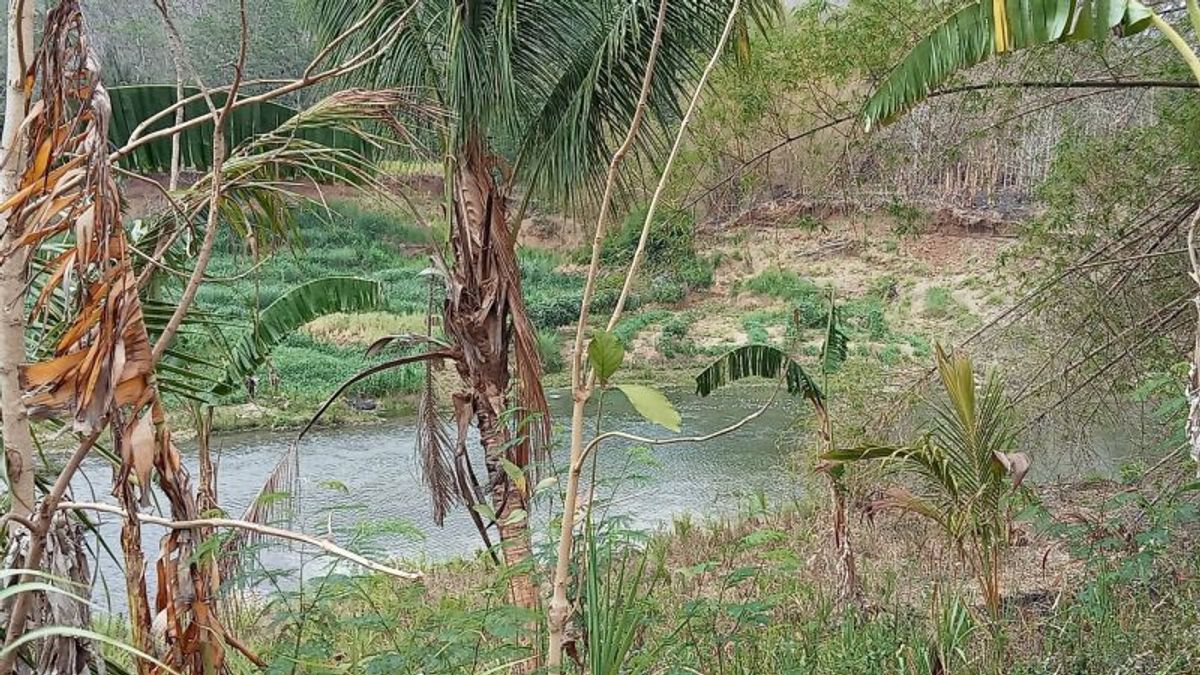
[923,286,965,320]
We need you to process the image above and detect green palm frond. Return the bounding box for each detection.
[216,276,384,394]
[302,0,782,204]
[863,0,1155,129]
[694,343,822,400]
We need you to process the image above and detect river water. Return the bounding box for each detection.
[73,386,807,612]
[71,382,1156,613]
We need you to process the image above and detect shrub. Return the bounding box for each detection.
[923,286,963,320]
[537,329,565,374]
[658,313,697,358]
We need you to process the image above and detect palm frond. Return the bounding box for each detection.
[863,0,1155,129]
[694,343,822,400]
[416,370,457,525]
[302,0,781,205]
[517,0,783,206]
[110,85,371,173]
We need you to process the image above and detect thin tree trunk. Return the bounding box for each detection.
[813,398,859,605]
[0,0,36,535]
[548,0,670,665]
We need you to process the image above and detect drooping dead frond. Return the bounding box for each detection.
[417,278,457,525]
[221,441,300,584]
[417,369,457,525]
[1,508,97,675]
[1,2,227,669]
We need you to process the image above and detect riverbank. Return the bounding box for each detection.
[180,195,1016,435]
[99,469,1199,673]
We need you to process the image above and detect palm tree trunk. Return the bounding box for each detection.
[444,136,541,668]
[0,0,37,535]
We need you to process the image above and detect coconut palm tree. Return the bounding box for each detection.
[300,0,781,611]
[825,347,1030,613]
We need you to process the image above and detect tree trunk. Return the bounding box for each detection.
[0,0,37,535]
[443,136,543,670]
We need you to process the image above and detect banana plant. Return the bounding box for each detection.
[863,0,1200,130]
[824,346,1029,613]
[862,0,1200,475]
[694,296,860,602]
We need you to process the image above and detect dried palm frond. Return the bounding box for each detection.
[2,2,226,669]
[416,277,457,525]
[220,440,300,585]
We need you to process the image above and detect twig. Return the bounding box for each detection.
[111,0,420,162]
[577,382,783,470]
[297,350,454,441]
[606,0,742,329]
[57,502,423,581]
[149,0,248,363]
[549,0,670,665]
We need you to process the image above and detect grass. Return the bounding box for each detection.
[185,201,613,429]
[207,472,1200,674]
[923,286,965,320]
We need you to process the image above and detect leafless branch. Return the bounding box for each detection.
[58,501,424,581]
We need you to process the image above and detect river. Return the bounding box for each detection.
[73,385,808,612]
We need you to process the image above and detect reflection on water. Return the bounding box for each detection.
[74,386,806,613]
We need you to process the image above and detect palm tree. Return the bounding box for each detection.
[825,347,1029,613]
[301,0,780,611]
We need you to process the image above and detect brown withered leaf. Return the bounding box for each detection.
[126,411,155,505]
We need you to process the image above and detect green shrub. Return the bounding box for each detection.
[876,344,903,365]
[537,329,565,374]
[614,310,671,347]
[658,313,697,358]
[923,286,963,320]
[886,199,925,236]
[596,206,714,303]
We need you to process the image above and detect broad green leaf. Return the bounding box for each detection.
[502,508,528,525]
[500,457,527,495]
[533,476,559,494]
[820,298,848,375]
[615,384,681,432]
[588,330,625,385]
[695,344,823,401]
[108,84,372,174]
[216,276,384,395]
[474,502,498,523]
[863,0,1162,129]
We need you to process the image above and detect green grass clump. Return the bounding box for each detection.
[740,309,790,345]
[658,312,698,358]
[841,296,890,341]
[742,269,826,328]
[923,286,965,320]
[597,205,714,305]
[537,328,565,374]
[876,343,903,365]
[614,309,671,347]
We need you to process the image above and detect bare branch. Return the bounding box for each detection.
[58,501,424,581]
